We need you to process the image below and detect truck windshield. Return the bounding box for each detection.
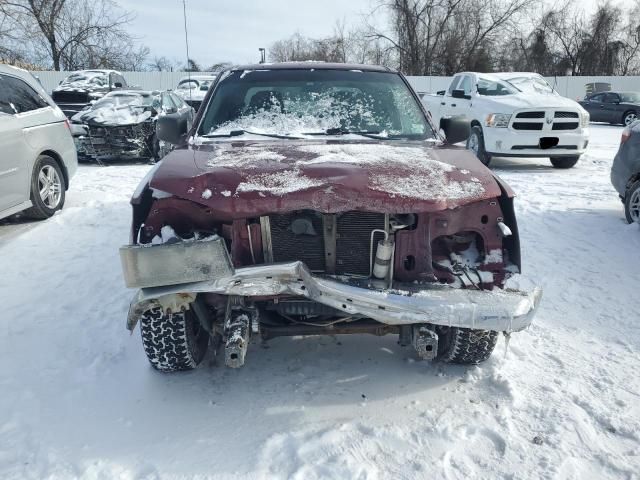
[198,69,433,139]
[504,76,554,94]
[476,77,518,96]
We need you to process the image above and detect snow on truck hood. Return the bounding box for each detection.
[475,91,584,111]
[148,141,502,217]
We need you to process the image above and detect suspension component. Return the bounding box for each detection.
[412,325,439,360]
[373,238,394,279]
[224,308,253,368]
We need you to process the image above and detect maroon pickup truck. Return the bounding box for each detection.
[119,63,541,372]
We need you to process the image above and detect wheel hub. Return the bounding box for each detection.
[625,113,637,126]
[38,165,62,209]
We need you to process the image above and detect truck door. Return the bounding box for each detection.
[438,75,462,122]
[603,93,621,123]
[451,74,473,119]
[586,93,606,122]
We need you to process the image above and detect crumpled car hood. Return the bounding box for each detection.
[149,140,503,217]
[72,106,153,126]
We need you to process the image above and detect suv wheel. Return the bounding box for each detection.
[139,306,209,372]
[550,156,579,169]
[437,327,498,364]
[24,155,66,219]
[466,126,492,166]
[625,180,640,224]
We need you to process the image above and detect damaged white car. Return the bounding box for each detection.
[70,90,194,161]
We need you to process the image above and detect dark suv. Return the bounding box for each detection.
[611,121,640,223]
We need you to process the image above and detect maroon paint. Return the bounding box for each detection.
[147,140,505,220]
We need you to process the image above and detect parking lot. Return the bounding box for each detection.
[0,124,638,478]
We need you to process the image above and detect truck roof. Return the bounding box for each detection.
[229,62,394,73]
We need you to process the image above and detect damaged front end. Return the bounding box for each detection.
[76,121,156,159]
[120,178,541,367]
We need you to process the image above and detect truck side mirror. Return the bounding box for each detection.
[440,116,470,145]
[157,113,188,145]
[451,89,470,100]
[436,90,445,95]
[113,82,123,88]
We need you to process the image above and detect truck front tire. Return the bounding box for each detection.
[437,327,498,364]
[550,156,579,169]
[466,126,492,166]
[139,306,209,372]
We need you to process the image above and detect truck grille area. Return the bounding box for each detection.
[515,111,544,119]
[512,109,582,131]
[269,212,325,272]
[552,122,579,130]
[267,210,386,275]
[513,122,543,130]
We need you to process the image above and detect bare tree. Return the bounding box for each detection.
[207,62,232,72]
[2,0,146,70]
[269,25,397,67]
[148,55,177,72]
[183,58,201,72]
[618,3,640,75]
[368,0,539,75]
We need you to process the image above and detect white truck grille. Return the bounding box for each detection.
[511,110,580,131]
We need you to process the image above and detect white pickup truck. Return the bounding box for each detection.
[422,72,590,168]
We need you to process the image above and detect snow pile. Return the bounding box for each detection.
[83,106,152,125]
[296,143,430,165]
[201,188,212,199]
[56,71,108,91]
[206,143,485,200]
[207,146,286,169]
[370,170,483,200]
[297,143,485,200]
[236,169,324,196]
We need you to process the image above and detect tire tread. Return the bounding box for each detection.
[440,327,498,364]
[139,306,207,372]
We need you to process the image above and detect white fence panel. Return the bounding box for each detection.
[26,70,640,101]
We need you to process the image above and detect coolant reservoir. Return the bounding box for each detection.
[373,239,394,279]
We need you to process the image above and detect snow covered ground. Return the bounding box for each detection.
[1,125,639,479]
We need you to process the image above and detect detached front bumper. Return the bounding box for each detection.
[120,238,542,333]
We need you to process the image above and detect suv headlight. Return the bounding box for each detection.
[580,111,590,128]
[485,113,511,128]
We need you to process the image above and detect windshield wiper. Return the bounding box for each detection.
[304,128,398,140]
[203,129,303,139]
